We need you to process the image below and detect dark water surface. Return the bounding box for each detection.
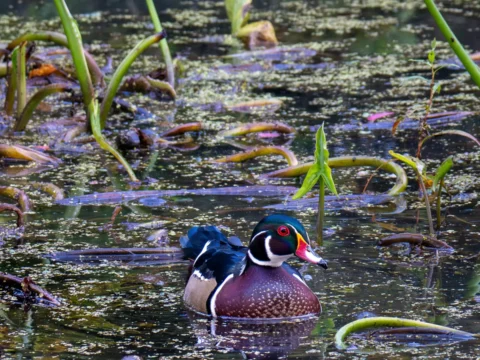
[0,0,479,359]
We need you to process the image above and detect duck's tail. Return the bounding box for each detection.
[180,226,228,261]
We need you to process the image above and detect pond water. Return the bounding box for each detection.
[0,0,479,359]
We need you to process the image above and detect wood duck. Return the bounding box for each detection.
[181,214,327,319]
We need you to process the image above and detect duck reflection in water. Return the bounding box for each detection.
[188,312,319,359]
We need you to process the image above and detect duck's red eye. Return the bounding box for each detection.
[277,225,290,237]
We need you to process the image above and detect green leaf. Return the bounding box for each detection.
[433,157,453,192]
[389,150,427,175]
[431,38,437,51]
[225,0,252,34]
[433,83,441,94]
[292,163,321,200]
[428,49,435,65]
[292,123,337,199]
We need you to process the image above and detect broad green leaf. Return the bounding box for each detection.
[225,0,252,34]
[433,157,453,192]
[292,163,321,200]
[389,150,418,171]
[292,123,337,199]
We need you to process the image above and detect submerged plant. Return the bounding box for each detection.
[292,123,337,244]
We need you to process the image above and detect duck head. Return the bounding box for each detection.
[247,214,328,269]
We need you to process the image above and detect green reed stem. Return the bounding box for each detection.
[15,84,72,131]
[317,177,325,245]
[424,0,480,88]
[436,181,443,231]
[146,0,175,87]
[416,169,435,236]
[99,32,165,129]
[4,49,18,116]
[8,31,104,86]
[54,0,138,182]
[335,316,477,350]
[15,42,27,119]
[90,100,138,182]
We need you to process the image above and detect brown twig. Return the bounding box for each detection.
[0,203,24,227]
[377,233,453,250]
[0,273,61,306]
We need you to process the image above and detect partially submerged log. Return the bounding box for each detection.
[377,233,453,251]
[0,273,61,307]
[46,247,184,264]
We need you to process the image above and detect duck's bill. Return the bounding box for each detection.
[295,234,328,269]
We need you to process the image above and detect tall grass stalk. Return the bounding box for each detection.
[15,42,27,119]
[4,49,18,116]
[425,0,480,88]
[8,31,104,85]
[15,84,72,131]
[54,0,138,182]
[99,32,165,129]
[146,0,174,87]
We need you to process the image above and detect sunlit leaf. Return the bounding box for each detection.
[389,150,420,172]
[433,157,453,192]
[293,123,337,199]
[433,83,441,94]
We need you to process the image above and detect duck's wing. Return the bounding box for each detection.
[282,262,307,284]
[181,225,247,282]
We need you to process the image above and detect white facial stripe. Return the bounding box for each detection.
[193,240,211,267]
[264,235,292,267]
[250,230,268,244]
[210,274,234,317]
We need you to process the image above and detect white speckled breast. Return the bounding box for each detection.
[213,265,321,318]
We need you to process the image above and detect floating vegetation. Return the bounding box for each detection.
[214,146,298,166]
[219,122,294,137]
[335,317,477,350]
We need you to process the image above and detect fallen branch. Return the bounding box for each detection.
[0,203,24,227]
[0,273,61,307]
[377,233,453,250]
